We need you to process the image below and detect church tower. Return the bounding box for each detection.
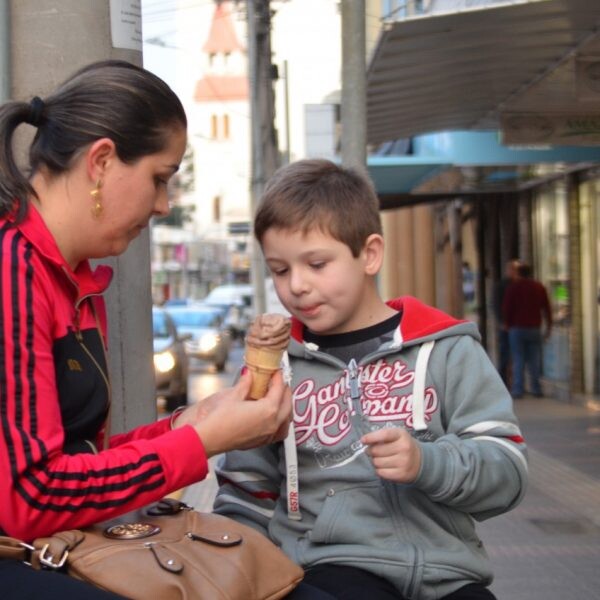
[191,1,250,248]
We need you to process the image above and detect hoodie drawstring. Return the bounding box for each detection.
[412,340,435,431]
[281,352,301,520]
[284,425,301,520]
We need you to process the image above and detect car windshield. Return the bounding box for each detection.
[169,310,219,328]
[152,312,170,338]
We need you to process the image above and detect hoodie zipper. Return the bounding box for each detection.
[347,358,361,405]
[347,358,374,437]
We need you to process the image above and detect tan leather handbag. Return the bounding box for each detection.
[0,499,304,600]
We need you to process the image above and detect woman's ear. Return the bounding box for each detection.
[85,138,117,182]
[362,233,385,276]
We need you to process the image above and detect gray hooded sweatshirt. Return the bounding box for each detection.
[214,296,528,600]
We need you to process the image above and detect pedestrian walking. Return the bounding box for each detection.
[502,262,552,398]
[492,259,520,384]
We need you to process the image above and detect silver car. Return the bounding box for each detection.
[166,305,232,372]
[153,306,189,412]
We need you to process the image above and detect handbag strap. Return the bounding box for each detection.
[0,530,84,570]
[0,536,30,561]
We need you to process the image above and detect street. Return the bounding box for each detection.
[187,343,245,403]
[156,342,244,419]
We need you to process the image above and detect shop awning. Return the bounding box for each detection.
[367,156,450,194]
[366,131,600,208]
[367,0,600,145]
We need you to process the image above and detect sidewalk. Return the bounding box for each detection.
[182,396,600,599]
[478,397,600,599]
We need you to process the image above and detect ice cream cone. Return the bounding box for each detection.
[244,344,284,400]
[244,313,291,400]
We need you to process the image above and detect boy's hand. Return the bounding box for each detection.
[361,427,421,483]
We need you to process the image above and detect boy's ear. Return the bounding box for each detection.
[85,138,117,182]
[362,234,385,275]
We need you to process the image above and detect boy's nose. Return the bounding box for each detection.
[289,269,308,295]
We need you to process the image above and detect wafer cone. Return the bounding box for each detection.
[244,344,284,400]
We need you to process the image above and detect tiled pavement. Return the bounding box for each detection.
[478,397,600,599]
[181,396,600,599]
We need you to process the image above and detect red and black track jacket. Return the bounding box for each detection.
[0,206,207,541]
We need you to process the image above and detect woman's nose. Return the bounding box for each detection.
[154,192,170,217]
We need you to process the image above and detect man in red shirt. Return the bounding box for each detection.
[502,263,553,398]
[493,259,521,384]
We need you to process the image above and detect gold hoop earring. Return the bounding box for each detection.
[90,178,103,219]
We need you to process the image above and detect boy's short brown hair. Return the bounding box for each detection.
[254,159,382,257]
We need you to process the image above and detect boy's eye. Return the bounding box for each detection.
[271,267,288,277]
[155,176,169,187]
[310,262,326,270]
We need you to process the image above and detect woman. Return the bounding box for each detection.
[0,60,291,599]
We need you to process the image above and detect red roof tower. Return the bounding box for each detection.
[195,1,248,102]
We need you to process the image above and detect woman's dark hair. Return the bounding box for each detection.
[0,60,187,222]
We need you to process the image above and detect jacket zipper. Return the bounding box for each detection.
[73,301,112,414]
[75,323,111,392]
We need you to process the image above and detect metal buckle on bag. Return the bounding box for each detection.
[18,541,35,566]
[39,544,68,569]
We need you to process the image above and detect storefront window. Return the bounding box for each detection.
[597,181,600,394]
[532,181,570,383]
[533,181,570,325]
[579,175,600,394]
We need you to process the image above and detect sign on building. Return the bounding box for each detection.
[500,113,600,146]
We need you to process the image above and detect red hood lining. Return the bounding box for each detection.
[290,296,465,344]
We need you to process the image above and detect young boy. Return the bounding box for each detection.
[214,159,528,600]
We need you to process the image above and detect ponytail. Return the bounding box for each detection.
[0,101,39,222]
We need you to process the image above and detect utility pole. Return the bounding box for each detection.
[247,0,279,314]
[341,0,367,171]
[0,0,9,103]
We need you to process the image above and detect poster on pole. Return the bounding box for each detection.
[110,0,142,51]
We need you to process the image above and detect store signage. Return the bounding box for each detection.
[500,113,600,146]
[428,0,544,14]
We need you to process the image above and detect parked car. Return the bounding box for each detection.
[152,306,190,412]
[165,305,232,371]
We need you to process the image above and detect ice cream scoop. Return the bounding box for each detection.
[244,313,291,399]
